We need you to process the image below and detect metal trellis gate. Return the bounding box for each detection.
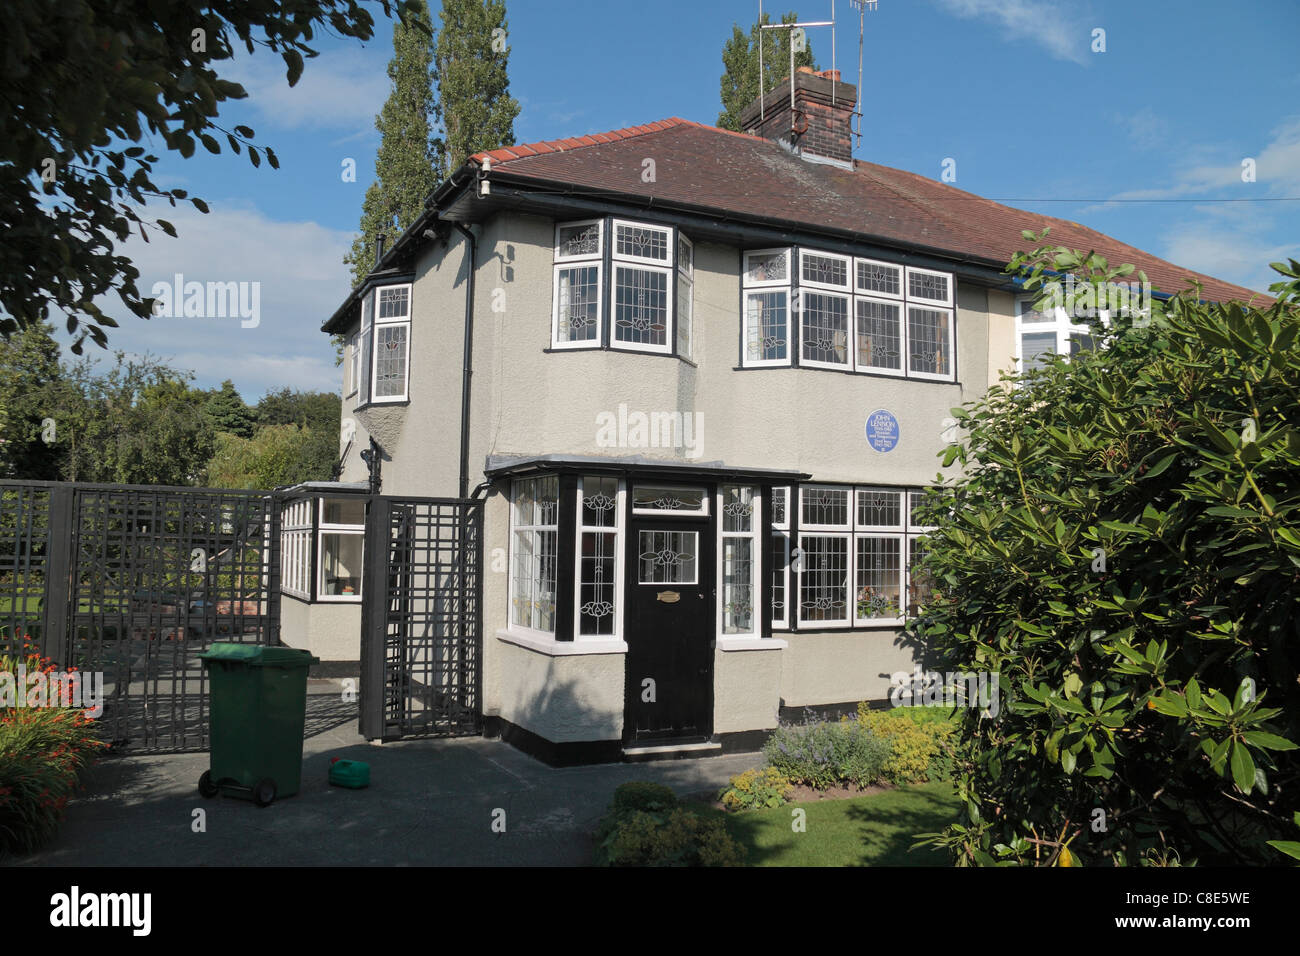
[359,496,482,740]
[0,480,280,751]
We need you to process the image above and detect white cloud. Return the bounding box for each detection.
[84,202,354,400]
[224,46,389,132]
[1110,115,1300,201]
[1160,223,1298,297]
[933,0,1091,65]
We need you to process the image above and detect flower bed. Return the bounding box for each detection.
[0,640,106,857]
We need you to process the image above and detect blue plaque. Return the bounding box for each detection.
[865,409,899,453]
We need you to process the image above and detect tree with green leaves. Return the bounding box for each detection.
[344,0,442,289]
[718,11,818,132]
[0,322,65,479]
[256,387,341,481]
[58,354,215,486]
[914,239,1300,866]
[434,0,520,179]
[205,423,316,490]
[204,379,257,438]
[0,0,425,351]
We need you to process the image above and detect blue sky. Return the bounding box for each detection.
[74,0,1300,400]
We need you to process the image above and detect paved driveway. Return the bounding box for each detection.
[13,689,762,867]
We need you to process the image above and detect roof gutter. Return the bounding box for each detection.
[320,163,480,333]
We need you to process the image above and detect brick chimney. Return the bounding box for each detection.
[739,67,857,165]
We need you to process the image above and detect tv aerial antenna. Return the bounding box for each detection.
[756,1,877,148]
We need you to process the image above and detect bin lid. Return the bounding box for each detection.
[198,642,320,667]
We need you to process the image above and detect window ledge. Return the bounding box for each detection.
[717,636,788,651]
[496,628,628,656]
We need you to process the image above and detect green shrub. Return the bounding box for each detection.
[610,780,678,815]
[857,705,957,783]
[914,244,1300,866]
[595,807,744,867]
[0,646,106,857]
[718,766,792,811]
[763,713,890,789]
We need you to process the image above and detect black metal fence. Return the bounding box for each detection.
[359,497,483,740]
[0,480,280,751]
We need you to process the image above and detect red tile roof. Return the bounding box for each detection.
[471,118,1267,305]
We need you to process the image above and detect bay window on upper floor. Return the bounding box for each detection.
[352,281,412,407]
[742,247,957,382]
[552,218,693,359]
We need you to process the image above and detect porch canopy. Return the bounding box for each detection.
[483,453,809,485]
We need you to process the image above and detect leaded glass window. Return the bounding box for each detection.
[721,486,759,635]
[613,265,670,350]
[908,306,951,378]
[800,250,850,290]
[613,221,671,263]
[578,476,621,637]
[801,292,851,367]
[556,220,602,260]
[638,531,698,584]
[554,264,601,346]
[511,477,558,633]
[744,291,788,364]
[856,298,903,373]
[857,259,902,298]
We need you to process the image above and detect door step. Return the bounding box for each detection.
[622,740,723,761]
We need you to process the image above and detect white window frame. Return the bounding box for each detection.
[315,497,365,603]
[279,498,313,601]
[509,477,560,638]
[357,293,373,406]
[855,257,904,300]
[574,477,626,641]
[631,483,710,516]
[854,294,906,377]
[905,266,954,308]
[718,485,761,638]
[798,485,853,532]
[611,261,674,355]
[742,289,791,368]
[551,261,604,350]
[554,219,604,262]
[676,234,693,359]
[788,484,941,629]
[795,532,853,629]
[611,218,673,266]
[905,304,956,382]
[799,249,852,292]
[345,331,359,397]
[742,248,792,288]
[1014,295,1104,375]
[798,289,854,371]
[369,283,412,403]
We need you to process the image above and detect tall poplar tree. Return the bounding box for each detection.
[718,12,819,132]
[434,0,521,179]
[344,0,442,288]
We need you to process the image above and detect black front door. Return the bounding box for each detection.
[624,517,715,744]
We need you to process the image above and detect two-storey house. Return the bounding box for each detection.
[287,69,1262,764]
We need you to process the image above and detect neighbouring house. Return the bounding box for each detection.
[283,68,1265,764]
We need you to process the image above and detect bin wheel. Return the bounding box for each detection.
[198,771,219,798]
[252,778,277,807]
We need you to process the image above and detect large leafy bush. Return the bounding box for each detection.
[593,782,744,866]
[915,242,1300,865]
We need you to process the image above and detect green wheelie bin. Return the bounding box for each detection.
[197,643,320,807]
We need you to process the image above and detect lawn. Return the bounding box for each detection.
[707,780,961,866]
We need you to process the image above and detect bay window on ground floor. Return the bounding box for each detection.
[503,473,936,642]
